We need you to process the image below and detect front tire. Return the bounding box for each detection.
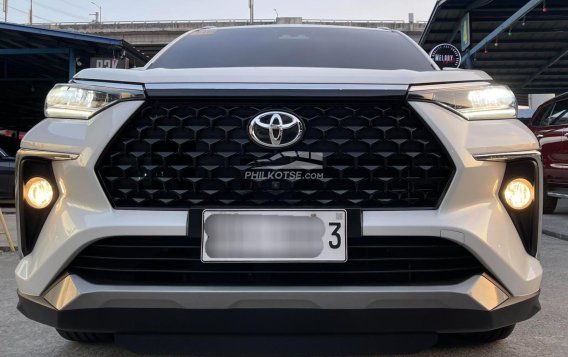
[459,324,515,344]
[56,329,113,343]
[543,194,558,214]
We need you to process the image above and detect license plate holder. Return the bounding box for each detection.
[201,209,347,263]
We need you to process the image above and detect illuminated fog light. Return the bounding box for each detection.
[504,178,534,210]
[23,177,54,209]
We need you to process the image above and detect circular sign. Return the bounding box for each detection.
[429,44,462,68]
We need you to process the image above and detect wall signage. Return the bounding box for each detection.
[429,44,462,68]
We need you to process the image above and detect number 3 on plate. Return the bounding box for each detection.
[328,222,342,249]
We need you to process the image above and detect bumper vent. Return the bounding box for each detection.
[68,236,484,286]
[96,99,454,209]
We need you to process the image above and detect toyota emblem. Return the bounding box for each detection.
[248,111,304,149]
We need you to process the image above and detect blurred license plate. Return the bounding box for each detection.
[202,210,347,262]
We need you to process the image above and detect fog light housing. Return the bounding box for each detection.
[23,177,54,209]
[504,178,534,210]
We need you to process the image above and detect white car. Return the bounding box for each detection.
[15,25,541,352]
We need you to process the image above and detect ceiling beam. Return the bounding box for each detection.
[0,48,70,55]
[462,0,547,65]
[474,56,551,60]
[429,16,567,24]
[471,7,568,12]
[448,0,495,43]
[521,44,568,87]
[0,78,66,82]
[431,29,568,35]
[0,23,123,46]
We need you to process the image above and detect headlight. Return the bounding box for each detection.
[45,83,145,119]
[408,82,517,120]
[504,178,534,210]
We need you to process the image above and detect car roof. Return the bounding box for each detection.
[203,24,395,33]
[540,92,568,107]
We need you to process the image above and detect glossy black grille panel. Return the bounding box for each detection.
[97,99,454,208]
[68,236,484,286]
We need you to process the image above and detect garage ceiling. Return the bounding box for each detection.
[420,0,568,95]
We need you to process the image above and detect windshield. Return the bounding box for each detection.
[148,26,436,71]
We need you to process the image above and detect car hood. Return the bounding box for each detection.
[74,67,492,87]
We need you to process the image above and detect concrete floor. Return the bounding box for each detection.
[543,199,568,240]
[0,209,17,250]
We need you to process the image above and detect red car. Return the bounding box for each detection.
[528,93,568,213]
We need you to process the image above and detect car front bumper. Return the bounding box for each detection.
[19,279,540,335]
[15,100,543,334]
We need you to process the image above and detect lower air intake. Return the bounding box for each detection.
[67,236,485,286]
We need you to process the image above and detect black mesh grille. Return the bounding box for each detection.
[96,99,454,208]
[68,236,484,286]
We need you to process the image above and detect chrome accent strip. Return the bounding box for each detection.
[493,290,540,309]
[42,274,508,311]
[145,83,409,91]
[144,83,409,98]
[473,150,541,162]
[16,149,79,161]
[71,79,144,91]
[408,81,492,92]
[482,273,512,298]
[548,192,568,199]
[43,274,79,310]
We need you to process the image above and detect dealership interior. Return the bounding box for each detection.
[0,0,567,154]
